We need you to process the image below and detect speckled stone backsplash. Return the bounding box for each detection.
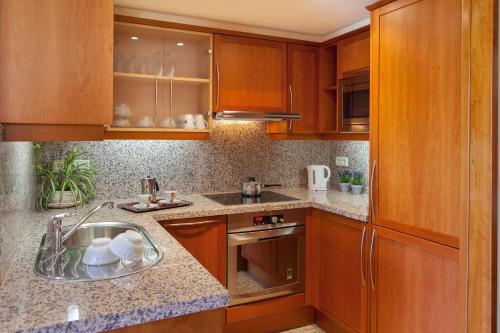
[41,123,369,199]
[330,140,370,188]
[0,142,36,284]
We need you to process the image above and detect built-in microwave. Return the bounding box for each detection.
[339,71,370,132]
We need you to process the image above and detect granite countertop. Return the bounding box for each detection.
[0,188,367,333]
[150,188,369,223]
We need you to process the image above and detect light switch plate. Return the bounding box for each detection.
[336,156,349,167]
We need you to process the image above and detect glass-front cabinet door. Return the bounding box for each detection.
[111,22,212,134]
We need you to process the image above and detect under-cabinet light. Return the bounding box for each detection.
[176,42,184,46]
[130,36,139,40]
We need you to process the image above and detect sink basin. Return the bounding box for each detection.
[34,221,163,281]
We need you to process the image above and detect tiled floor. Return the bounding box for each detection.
[282,324,326,332]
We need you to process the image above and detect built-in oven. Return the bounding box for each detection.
[339,71,370,132]
[227,209,306,306]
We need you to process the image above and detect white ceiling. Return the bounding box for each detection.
[114,0,372,40]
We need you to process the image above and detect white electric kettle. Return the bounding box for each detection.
[307,165,331,191]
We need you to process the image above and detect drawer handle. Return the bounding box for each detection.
[163,219,220,227]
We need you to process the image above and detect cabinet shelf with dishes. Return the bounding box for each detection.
[107,21,213,140]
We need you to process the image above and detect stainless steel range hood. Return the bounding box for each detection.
[213,111,301,122]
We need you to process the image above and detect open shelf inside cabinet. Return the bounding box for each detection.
[320,44,339,133]
[109,21,213,139]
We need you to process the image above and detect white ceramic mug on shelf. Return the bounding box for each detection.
[138,116,154,128]
[194,114,208,129]
[178,114,195,129]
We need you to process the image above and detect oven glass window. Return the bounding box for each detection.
[235,237,299,295]
[343,83,370,120]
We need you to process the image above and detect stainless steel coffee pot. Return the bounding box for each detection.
[141,177,160,202]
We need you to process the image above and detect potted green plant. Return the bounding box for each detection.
[350,171,364,195]
[34,144,97,210]
[338,170,352,193]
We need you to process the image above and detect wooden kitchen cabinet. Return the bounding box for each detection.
[369,226,459,333]
[370,0,467,248]
[287,44,320,133]
[0,0,113,141]
[213,34,287,113]
[338,31,370,78]
[159,216,227,285]
[309,210,368,333]
[267,43,320,137]
[318,28,370,141]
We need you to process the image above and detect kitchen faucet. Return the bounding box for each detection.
[45,201,115,257]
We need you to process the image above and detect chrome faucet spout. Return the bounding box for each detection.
[62,202,114,242]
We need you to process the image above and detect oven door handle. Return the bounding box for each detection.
[228,225,305,246]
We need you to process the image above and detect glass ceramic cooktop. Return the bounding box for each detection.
[203,191,300,206]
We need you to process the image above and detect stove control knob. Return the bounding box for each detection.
[271,216,278,224]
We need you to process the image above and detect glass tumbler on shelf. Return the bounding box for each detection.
[136,57,149,75]
[113,54,123,72]
[151,50,163,76]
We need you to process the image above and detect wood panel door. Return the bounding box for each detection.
[160,216,227,286]
[0,0,113,125]
[369,226,460,333]
[338,30,370,77]
[310,211,368,333]
[370,0,468,248]
[213,34,286,113]
[287,44,320,133]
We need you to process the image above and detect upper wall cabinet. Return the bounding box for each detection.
[106,22,213,140]
[338,31,370,77]
[287,44,320,134]
[319,29,370,141]
[0,0,113,141]
[213,34,287,113]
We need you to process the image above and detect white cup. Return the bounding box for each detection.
[194,115,208,129]
[113,118,130,127]
[113,104,131,118]
[138,116,154,128]
[138,194,152,207]
[164,190,178,202]
[161,117,176,128]
[178,114,195,129]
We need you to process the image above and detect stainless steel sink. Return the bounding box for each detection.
[34,221,163,281]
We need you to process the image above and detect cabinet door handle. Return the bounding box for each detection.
[369,228,376,290]
[360,226,366,285]
[289,84,293,131]
[216,61,220,110]
[163,219,220,227]
[154,78,158,127]
[370,160,377,219]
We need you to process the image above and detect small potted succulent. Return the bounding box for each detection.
[338,170,352,193]
[350,171,364,195]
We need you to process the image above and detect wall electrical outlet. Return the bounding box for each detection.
[336,156,349,167]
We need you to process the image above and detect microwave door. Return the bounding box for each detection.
[341,80,370,132]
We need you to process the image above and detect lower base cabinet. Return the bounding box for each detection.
[158,216,227,285]
[308,211,461,333]
[309,210,368,333]
[370,226,460,333]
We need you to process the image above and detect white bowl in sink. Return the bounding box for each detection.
[82,238,120,266]
[109,230,144,261]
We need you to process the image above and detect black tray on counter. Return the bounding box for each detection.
[118,199,193,213]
